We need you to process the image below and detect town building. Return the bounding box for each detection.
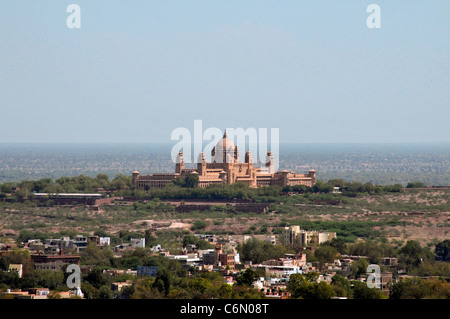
[33,193,103,205]
[2,288,50,299]
[27,235,110,255]
[99,237,111,246]
[132,131,316,189]
[382,257,398,267]
[265,235,277,245]
[219,253,236,270]
[111,281,133,292]
[130,238,146,248]
[8,264,23,278]
[380,272,393,296]
[202,250,219,265]
[282,226,337,246]
[256,254,307,277]
[137,266,158,277]
[31,251,81,271]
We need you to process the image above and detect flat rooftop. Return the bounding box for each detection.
[33,193,102,197]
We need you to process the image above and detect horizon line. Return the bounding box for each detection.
[1,141,450,145]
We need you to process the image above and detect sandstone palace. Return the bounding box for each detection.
[132,131,316,189]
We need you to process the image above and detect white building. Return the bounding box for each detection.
[265,235,276,245]
[151,244,162,252]
[130,238,145,248]
[99,237,111,246]
[256,264,302,277]
[282,226,336,246]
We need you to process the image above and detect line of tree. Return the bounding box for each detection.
[0,173,411,203]
[0,174,133,200]
[282,179,403,195]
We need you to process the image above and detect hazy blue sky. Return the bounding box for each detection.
[0,1,449,143]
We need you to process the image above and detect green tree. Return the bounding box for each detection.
[351,281,385,299]
[313,181,333,193]
[311,281,336,299]
[406,182,425,188]
[349,258,369,280]
[182,234,213,250]
[188,277,214,297]
[0,182,14,193]
[238,238,287,264]
[47,292,63,299]
[230,285,265,299]
[314,245,339,264]
[190,220,209,232]
[398,240,433,272]
[98,285,114,299]
[217,283,233,299]
[348,241,395,264]
[304,272,319,283]
[153,268,171,296]
[144,229,159,248]
[435,239,450,261]
[80,282,99,299]
[110,174,132,191]
[14,188,29,200]
[390,277,450,299]
[184,174,199,188]
[80,242,113,266]
[329,238,348,254]
[95,174,110,188]
[236,269,259,287]
[287,273,335,299]
[173,174,199,188]
[0,248,31,270]
[132,278,161,299]
[20,269,65,291]
[84,267,111,289]
[0,270,20,289]
[287,273,309,298]
[331,274,352,298]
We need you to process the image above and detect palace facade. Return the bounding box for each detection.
[132,132,316,189]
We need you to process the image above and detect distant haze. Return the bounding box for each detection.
[1,143,449,186]
[1,1,449,143]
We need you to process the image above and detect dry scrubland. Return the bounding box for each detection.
[1,189,449,248]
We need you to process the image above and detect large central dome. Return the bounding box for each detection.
[215,130,235,151]
[212,130,237,163]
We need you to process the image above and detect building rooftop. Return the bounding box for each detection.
[33,193,102,197]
